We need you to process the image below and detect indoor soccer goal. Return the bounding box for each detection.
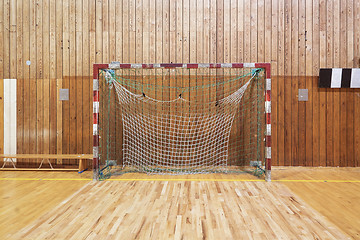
[93,63,271,181]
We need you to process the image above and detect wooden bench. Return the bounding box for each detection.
[0,154,93,173]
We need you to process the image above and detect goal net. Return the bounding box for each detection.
[93,63,271,181]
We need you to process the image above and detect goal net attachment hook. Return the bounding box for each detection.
[251,68,262,77]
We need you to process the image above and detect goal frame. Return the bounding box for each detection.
[93,63,271,181]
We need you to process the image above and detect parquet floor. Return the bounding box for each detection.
[1,168,359,239]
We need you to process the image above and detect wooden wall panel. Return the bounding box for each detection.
[0,0,359,167]
[0,79,3,154]
[3,0,10,79]
[0,0,3,79]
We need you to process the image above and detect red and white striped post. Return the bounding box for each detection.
[255,63,271,182]
[93,64,109,181]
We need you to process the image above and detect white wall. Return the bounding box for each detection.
[4,79,17,158]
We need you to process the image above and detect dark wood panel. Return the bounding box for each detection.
[272,76,360,167]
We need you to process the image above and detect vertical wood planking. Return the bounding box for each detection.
[325,0,334,166]
[43,0,50,156]
[0,79,3,154]
[15,0,22,79]
[29,0,37,159]
[305,0,313,166]
[55,0,62,79]
[36,0,44,158]
[62,0,70,158]
[339,1,347,167]
[69,0,76,157]
[346,0,354,166]
[209,0,216,63]
[230,0,237,63]
[298,0,306,166]
[155,0,162,63]
[290,0,298,166]
[3,0,10,79]
[0,0,4,79]
[333,0,341,166]
[122,0,129,63]
[305,0,313,77]
[189,0,196,62]
[270,0,278,165]
[50,77,57,154]
[129,0,135,63]
[237,0,243,63]
[102,0,109,63]
[22,0,30,158]
[89,0,96,158]
[1,1,360,167]
[16,0,23,155]
[163,0,170,63]
[277,0,285,165]
[216,0,224,61]
[43,0,49,79]
[264,0,271,63]
[243,0,250,63]
[143,0,149,63]
[319,0,326,166]
[271,0,278,76]
[355,0,360,166]
[9,0,17,78]
[258,0,264,62]
[312,0,320,167]
[250,0,257,62]
[197,0,204,63]
[55,0,63,157]
[76,0,83,155]
[305,0,316,166]
[43,77,50,156]
[49,0,56,154]
[223,0,229,64]
[115,0,123,62]
[49,0,56,79]
[175,0,182,63]
[36,77,44,157]
[278,0,285,76]
[56,79,62,163]
[95,0,103,63]
[136,0,143,63]
[284,0,292,166]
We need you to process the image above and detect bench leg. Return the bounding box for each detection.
[38,158,54,169]
[47,159,54,169]
[38,159,44,169]
[1,158,17,169]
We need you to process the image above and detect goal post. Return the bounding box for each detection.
[93,63,271,181]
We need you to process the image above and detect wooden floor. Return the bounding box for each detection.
[0,171,90,239]
[274,167,360,240]
[0,168,359,239]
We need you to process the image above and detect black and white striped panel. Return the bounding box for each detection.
[319,68,360,88]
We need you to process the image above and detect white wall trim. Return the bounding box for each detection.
[4,79,17,159]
